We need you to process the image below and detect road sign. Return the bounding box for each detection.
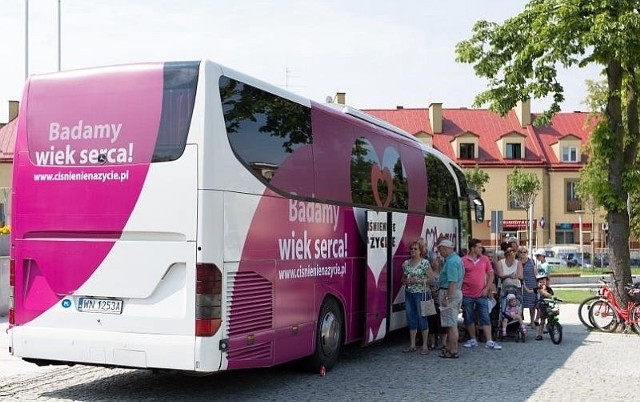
[490,210,503,234]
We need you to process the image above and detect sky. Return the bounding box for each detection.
[0,0,602,122]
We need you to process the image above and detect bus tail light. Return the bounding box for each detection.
[195,263,222,337]
[8,258,15,325]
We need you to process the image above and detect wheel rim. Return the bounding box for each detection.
[590,300,617,331]
[320,311,340,356]
[578,296,599,329]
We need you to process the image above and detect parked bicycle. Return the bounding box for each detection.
[577,271,620,330]
[588,277,640,334]
[578,294,600,330]
[577,271,617,330]
[540,297,563,344]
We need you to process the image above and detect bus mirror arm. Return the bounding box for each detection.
[467,189,485,223]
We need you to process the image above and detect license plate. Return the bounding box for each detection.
[77,297,123,314]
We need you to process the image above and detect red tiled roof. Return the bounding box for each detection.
[0,118,16,162]
[364,108,430,134]
[364,106,592,169]
[532,112,594,165]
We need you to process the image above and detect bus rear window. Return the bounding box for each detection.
[153,61,199,162]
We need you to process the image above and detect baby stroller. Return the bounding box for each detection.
[496,286,526,343]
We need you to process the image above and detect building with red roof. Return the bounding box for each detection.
[358,98,604,250]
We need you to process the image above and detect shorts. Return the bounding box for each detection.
[439,289,462,328]
[462,296,491,326]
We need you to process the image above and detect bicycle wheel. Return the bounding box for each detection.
[578,296,600,329]
[589,300,619,333]
[631,304,640,335]
[549,323,562,344]
[546,322,554,340]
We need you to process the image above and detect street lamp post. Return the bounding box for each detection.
[590,209,596,268]
[575,209,585,269]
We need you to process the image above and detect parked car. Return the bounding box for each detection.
[593,253,610,267]
[543,250,567,268]
[569,254,592,268]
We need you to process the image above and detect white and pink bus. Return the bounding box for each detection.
[7,60,483,374]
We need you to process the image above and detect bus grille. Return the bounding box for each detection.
[226,271,273,336]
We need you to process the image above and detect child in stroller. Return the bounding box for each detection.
[498,287,527,342]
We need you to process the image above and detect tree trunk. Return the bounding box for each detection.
[609,210,632,301]
[604,61,632,302]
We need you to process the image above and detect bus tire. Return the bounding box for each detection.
[303,297,344,372]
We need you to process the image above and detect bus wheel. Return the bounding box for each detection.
[304,298,343,372]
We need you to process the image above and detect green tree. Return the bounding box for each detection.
[507,167,542,251]
[464,165,490,194]
[507,167,542,211]
[455,0,640,299]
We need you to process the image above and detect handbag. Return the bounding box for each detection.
[420,293,437,317]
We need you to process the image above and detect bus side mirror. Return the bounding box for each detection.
[473,198,484,223]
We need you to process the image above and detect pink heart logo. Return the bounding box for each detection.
[371,165,393,207]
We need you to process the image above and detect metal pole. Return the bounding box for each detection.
[574,210,585,269]
[528,201,533,256]
[591,211,595,268]
[25,0,29,80]
[58,0,61,71]
[579,213,583,268]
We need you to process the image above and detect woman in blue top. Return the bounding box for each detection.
[402,240,433,355]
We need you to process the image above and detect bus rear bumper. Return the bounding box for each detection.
[10,326,197,371]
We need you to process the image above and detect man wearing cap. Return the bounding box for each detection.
[461,239,501,350]
[436,238,464,359]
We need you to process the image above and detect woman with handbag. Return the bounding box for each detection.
[402,240,433,355]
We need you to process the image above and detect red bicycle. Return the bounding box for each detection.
[588,276,640,334]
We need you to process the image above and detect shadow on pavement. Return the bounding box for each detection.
[40,321,593,401]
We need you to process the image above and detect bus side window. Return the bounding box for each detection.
[424,153,457,217]
[220,76,314,197]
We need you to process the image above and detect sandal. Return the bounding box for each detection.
[402,347,417,353]
[439,350,459,359]
[535,335,543,341]
[420,347,430,355]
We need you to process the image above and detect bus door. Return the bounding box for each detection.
[363,210,401,345]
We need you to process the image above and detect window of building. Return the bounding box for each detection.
[555,230,575,244]
[505,143,522,159]
[562,146,578,162]
[565,180,582,213]
[508,194,523,210]
[459,143,475,159]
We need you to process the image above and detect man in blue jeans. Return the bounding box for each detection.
[461,239,502,350]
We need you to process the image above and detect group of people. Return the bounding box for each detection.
[401,236,555,359]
